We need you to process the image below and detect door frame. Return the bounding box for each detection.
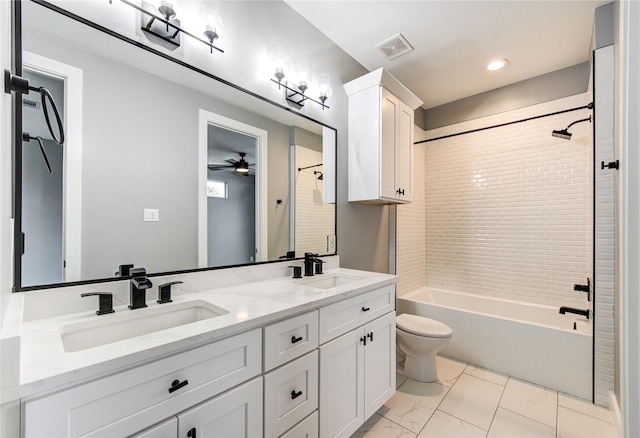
[23,51,83,282]
[198,109,268,267]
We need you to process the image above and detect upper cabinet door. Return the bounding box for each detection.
[345,69,420,205]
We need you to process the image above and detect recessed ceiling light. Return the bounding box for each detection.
[487,59,508,71]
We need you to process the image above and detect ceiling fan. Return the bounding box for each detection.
[207,152,254,176]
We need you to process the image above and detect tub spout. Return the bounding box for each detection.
[559,306,590,319]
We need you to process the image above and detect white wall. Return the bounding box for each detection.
[398,94,594,310]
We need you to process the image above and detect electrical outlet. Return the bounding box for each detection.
[144,208,159,222]
[327,235,336,253]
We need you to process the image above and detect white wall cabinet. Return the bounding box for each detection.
[319,311,396,438]
[344,68,422,205]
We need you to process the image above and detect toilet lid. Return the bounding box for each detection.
[396,314,453,338]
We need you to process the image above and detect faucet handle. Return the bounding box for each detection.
[288,265,303,279]
[157,281,183,304]
[115,264,134,277]
[81,292,115,315]
[314,258,326,275]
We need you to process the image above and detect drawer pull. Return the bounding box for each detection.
[291,390,303,400]
[291,335,303,344]
[187,427,197,438]
[168,379,189,393]
[367,332,374,342]
[362,306,370,312]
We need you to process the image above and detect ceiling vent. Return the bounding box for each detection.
[376,33,414,61]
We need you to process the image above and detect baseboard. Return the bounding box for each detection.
[609,391,623,437]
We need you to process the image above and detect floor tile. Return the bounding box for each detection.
[418,410,486,438]
[378,378,450,434]
[487,408,555,438]
[557,406,618,438]
[558,393,613,424]
[464,364,508,386]
[351,413,417,438]
[499,378,558,428]
[438,373,504,430]
[436,355,467,387]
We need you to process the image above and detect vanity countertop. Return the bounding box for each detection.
[1,265,396,403]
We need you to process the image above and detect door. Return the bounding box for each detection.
[395,101,413,202]
[319,328,365,438]
[380,88,398,200]
[364,312,396,418]
[177,377,263,438]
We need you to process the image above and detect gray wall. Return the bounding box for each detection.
[25,31,294,279]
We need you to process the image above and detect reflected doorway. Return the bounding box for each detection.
[198,110,268,268]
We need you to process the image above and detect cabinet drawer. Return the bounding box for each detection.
[319,285,395,344]
[264,350,318,438]
[129,417,177,437]
[23,329,262,438]
[280,411,318,438]
[264,311,318,371]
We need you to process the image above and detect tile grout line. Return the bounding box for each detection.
[485,375,510,435]
[414,364,464,437]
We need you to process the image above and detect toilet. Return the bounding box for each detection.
[396,313,453,382]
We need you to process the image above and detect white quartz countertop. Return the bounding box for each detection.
[1,265,396,402]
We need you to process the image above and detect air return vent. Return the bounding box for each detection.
[375,33,414,60]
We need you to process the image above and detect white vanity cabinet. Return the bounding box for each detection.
[317,286,396,438]
[22,329,262,438]
[344,68,423,205]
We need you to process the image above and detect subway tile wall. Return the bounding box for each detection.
[593,45,615,408]
[397,94,594,309]
[293,145,335,256]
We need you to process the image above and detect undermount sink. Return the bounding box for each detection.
[60,300,229,353]
[301,273,364,290]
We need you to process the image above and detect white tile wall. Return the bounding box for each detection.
[593,45,616,407]
[293,145,335,255]
[398,93,594,309]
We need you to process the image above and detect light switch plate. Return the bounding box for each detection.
[144,208,159,222]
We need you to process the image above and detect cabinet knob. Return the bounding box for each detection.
[396,188,405,195]
[168,379,189,393]
[367,332,374,342]
[291,390,303,400]
[291,335,303,344]
[360,335,367,346]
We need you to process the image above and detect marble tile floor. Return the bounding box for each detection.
[353,356,618,438]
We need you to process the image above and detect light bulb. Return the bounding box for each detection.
[318,73,332,103]
[272,46,288,83]
[295,60,311,94]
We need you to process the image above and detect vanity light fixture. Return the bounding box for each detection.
[270,47,330,110]
[112,0,224,54]
[486,59,508,71]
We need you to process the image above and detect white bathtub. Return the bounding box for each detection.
[397,287,592,400]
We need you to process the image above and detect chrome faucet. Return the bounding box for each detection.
[129,267,152,310]
[559,306,590,319]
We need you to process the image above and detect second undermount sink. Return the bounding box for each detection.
[301,273,364,290]
[60,300,229,353]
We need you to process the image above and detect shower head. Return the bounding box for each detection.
[552,129,572,140]
[552,116,591,141]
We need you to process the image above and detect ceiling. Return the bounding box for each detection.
[284,0,610,110]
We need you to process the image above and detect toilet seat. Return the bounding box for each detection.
[396,314,453,338]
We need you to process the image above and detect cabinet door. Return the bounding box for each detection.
[380,88,398,200]
[363,312,397,418]
[395,101,413,202]
[319,328,365,438]
[130,417,177,438]
[177,377,263,438]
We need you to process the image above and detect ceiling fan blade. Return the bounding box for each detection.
[208,164,233,171]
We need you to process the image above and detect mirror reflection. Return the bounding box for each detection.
[17,1,336,289]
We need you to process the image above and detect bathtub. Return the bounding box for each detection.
[397,287,592,400]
